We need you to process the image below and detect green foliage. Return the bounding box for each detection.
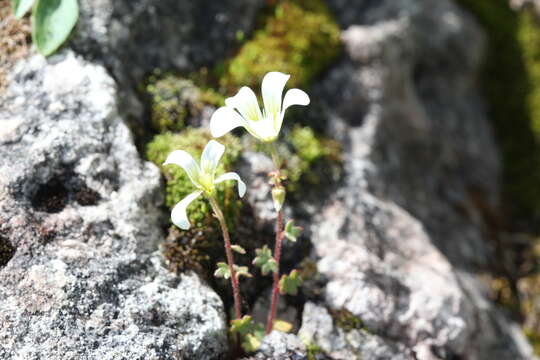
[145,72,225,133]
[214,263,251,279]
[253,245,277,276]
[230,315,265,353]
[284,125,342,193]
[12,0,34,19]
[220,0,341,90]
[331,309,365,332]
[279,269,302,295]
[284,219,302,242]
[306,342,324,360]
[455,0,540,224]
[146,127,241,233]
[31,0,78,56]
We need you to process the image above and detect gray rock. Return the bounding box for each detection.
[299,0,537,359]
[243,331,308,360]
[0,52,227,359]
[70,0,264,135]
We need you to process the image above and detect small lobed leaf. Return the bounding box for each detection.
[230,315,254,336]
[214,262,231,279]
[234,265,252,279]
[12,0,35,19]
[279,269,302,296]
[231,244,246,254]
[242,334,262,353]
[273,319,293,333]
[252,245,277,275]
[32,0,79,56]
[284,220,303,242]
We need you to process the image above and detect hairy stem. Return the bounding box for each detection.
[209,196,242,320]
[266,142,285,334]
[266,208,284,334]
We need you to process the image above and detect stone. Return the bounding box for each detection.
[296,0,537,359]
[69,0,264,137]
[0,51,227,359]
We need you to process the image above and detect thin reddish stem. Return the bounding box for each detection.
[266,209,283,334]
[209,196,242,320]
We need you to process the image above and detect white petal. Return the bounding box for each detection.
[163,150,201,186]
[171,190,203,230]
[200,140,225,175]
[262,72,290,118]
[214,172,247,198]
[276,88,310,135]
[210,106,248,138]
[247,118,278,142]
[282,88,310,113]
[225,86,263,122]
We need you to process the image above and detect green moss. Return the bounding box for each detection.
[306,342,324,360]
[331,308,366,332]
[455,0,540,224]
[146,128,242,272]
[221,0,341,90]
[145,71,225,133]
[283,125,342,193]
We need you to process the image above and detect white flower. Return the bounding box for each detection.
[163,140,246,230]
[210,71,310,142]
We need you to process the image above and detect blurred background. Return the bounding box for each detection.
[2,0,540,358]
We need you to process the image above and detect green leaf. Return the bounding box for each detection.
[242,334,261,353]
[279,270,302,295]
[273,319,293,333]
[234,265,252,279]
[32,0,79,56]
[230,315,254,336]
[231,244,246,254]
[252,245,277,275]
[230,316,265,353]
[12,0,35,19]
[214,262,231,279]
[284,220,303,242]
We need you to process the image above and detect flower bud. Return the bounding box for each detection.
[272,186,286,212]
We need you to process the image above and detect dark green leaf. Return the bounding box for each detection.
[32,0,79,56]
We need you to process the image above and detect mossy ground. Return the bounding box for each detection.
[219,0,341,92]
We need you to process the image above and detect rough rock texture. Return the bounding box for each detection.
[0,52,227,359]
[243,331,310,360]
[70,0,264,134]
[292,0,537,359]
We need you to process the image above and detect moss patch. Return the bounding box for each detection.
[220,0,341,91]
[146,127,242,272]
[145,71,225,133]
[331,308,366,332]
[456,0,540,226]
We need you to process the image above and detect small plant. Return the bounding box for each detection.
[165,71,309,352]
[11,0,79,56]
[211,71,308,336]
[163,140,247,319]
